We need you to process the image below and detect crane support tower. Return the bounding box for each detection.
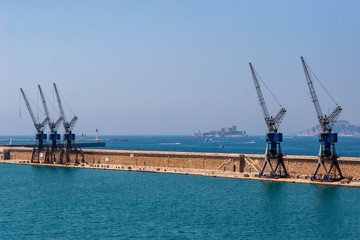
[38,84,63,163]
[53,83,84,164]
[20,88,49,163]
[301,56,343,181]
[249,63,289,178]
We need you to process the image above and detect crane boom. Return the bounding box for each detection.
[20,88,38,128]
[326,106,342,131]
[272,108,287,131]
[53,83,78,133]
[301,56,323,122]
[68,116,78,129]
[54,117,63,132]
[249,63,270,120]
[20,88,48,133]
[38,84,63,134]
[249,63,286,133]
[53,83,67,124]
[38,85,51,123]
[300,56,341,133]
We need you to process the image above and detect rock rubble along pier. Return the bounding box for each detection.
[1,147,360,187]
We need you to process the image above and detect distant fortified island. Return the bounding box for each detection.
[297,120,360,137]
[192,125,247,137]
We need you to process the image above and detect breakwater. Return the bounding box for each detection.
[1,147,360,187]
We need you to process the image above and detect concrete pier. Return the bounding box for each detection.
[1,147,360,187]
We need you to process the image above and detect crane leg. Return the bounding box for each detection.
[273,158,289,178]
[325,161,335,180]
[325,156,343,181]
[44,148,50,163]
[333,160,343,180]
[74,148,85,164]
[75,151,79,165]
[273,143,289,178]
[65,150,70,164]
[59,149,65,164]
[37,148,40,163]
[331,145,344,180]
[312,143,343,181]
[259,145,275,178]
[259,142,289,178]
[80,150,85,163]
[51,150,56,164]
[49,150,53,164]
[311,161,322,180]
[31,148,36,163]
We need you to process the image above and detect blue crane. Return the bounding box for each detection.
[20,88,49,162]
[249,63,289,178]
[38,84,63,150]
[300,56,343,181]
[53,83,78,149]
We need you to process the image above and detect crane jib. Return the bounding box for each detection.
[300,56,341,133]
[53,83,78,134]
[249,63,286,133]
[20,88,48,134]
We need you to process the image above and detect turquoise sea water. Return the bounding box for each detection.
[1,164,360,239]
[97,135,360,157]
[1,136,360,239]
[2,135,360,157]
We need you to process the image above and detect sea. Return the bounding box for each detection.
[1,135,360,239]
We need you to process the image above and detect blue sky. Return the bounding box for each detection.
[0,0,359,135]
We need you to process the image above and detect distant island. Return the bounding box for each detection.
[192,125,247,137]
[297,120,360,137]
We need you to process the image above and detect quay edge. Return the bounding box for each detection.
[1,147,360,188]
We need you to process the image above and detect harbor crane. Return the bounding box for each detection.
[54,83,78,149]
[54,83,84,164]
[20,88,49,163]
[300,56,343,181]
[249,63,289,178]
[38,84,62,163]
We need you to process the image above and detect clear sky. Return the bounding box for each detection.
[1,0,359,136]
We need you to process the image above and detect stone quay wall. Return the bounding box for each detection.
[2,147,360,178]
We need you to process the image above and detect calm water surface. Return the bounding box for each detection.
[1,135,360,239]
[1,164,360,239]
[2,135,360,157]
